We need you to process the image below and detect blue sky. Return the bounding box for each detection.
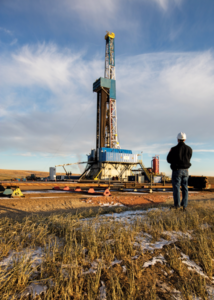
[0,0,214,176]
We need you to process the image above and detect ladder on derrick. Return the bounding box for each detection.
[138,160,151,182]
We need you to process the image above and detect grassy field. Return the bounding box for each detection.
[0,169,74,181]
[0,201,214,299]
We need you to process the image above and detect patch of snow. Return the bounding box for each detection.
[134,235,173,252]
[162,231,192,240]
[161,269,168,276]
[81,259,106,276]
[131,255,139,260]
[21,283,47,299]
[191,296,202,300]
[180,252,214,282]
[156,281,182,299]
[91,261,99,269]
[134,230,192,253]
[103,207,160,219]
[0,247,44,268]
[104,202,125,207]
[207,285,214,299]
[24,190,68,194]
[62,269,69,279]
[143,254,166,268]
[47,279,55,288]
[199,223,211,230]
[180,253,189,260]
[81,267,97,275]
[104,239,115,245]
[110,258,122,266]
[98,281,107,300]
[171,289,183,300]
[122,265,127,273]
[144,233,153,239]
[99,202,122,207]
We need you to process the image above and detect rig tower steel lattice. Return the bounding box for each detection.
[105,32,120,149]
[94,32,120,150]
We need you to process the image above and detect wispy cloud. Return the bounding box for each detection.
[10,39,18,46]
[62,0,138,30]
[151,0,183,11]
[0,27,13,35]
[194,150,214,153]
[13,152,36,157]
[117,50,214,148]
[192,158,201,162]
[132,143,174,154]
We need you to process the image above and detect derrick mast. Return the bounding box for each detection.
[104,32,115,80]
[93,32,119,150]
[104,32,119,149]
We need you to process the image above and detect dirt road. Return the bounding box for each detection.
[0,189,213,219]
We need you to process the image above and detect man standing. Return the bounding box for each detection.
[167,132,192,211]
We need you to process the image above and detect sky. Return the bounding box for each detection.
[0,0,214,176]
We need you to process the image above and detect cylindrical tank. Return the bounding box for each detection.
[49,167,56,181]
[152,156,159,174]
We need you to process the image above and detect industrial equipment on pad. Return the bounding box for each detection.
[80,32,150,181]
[2,186,24,198]
[54,32,161,183]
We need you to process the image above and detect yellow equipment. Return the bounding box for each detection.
[94,169,102,180]
[3,186,24,198]
[105,32,115,40]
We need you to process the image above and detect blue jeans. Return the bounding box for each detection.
[172,169,189,208]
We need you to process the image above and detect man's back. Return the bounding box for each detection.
[167,142,192,170]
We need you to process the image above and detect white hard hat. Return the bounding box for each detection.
[177,132,186,140]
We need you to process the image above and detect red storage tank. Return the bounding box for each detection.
[152,155,159,174]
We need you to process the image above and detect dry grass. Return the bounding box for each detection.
[0,169,72,181]
[0,201,214,299]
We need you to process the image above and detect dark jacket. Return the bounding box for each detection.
[167,142,192,170]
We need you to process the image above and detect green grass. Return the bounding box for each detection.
[0,201,214,299]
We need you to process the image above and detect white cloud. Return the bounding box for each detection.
[7,43,102,91]
[133,143,174,154]
[151,0,182,10]
[194,150,214,153]
[69,0,117,17]
[10,39,18,46]
[13,152,36,157]
[5,43,80,91]
[0,27,13,35]
[116,50,214,149]
[191,158,201,162]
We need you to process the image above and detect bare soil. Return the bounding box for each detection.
[0,189,213,219]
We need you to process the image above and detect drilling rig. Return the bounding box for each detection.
[55,32,159,182]
[80,32,141,181]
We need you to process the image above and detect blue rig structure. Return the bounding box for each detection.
[79,32,152,181]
